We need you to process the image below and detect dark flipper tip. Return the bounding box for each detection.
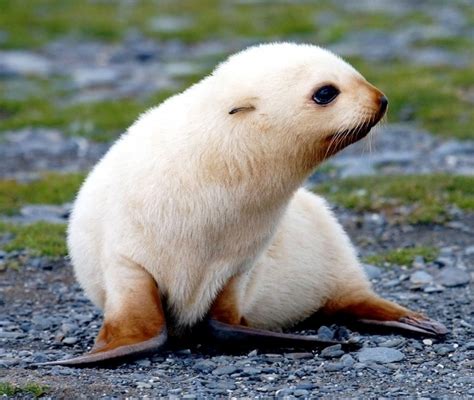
[34,330,168,368]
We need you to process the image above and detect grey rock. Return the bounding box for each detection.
[423,284,445,293]
[136,381,152,389]
[436,256,454,267]
[324,362,345,372]
[377,338,405,348]
[31,353,49,363]
[241,367,261,376]
[7,204,71,224]
[0,128,108,178]
[135,359,151,367]
[435,346,454,356]
[62,337,79,345]
[340,354,356,367]
[357,347,405,363]
[206,380,236,391]
[72,67,124,89]
[317,325,335,340]
[464,246,474,256]
[320,344,344,359]
[212,365,238,376]
[0,331,26,339]
[412,255,426,269]
[0,358,21,367]
[275,388,293,397]
[410,270,433,287]
[286,352,313,360]
[0,50,52,77]
[464,342,474,351]
[436,267,470,287]
[363,263,382,280]
[294,389,309,397]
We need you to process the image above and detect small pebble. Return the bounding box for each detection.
[62,337,79,345]
[286,352,313,360]
[324,362,345,372]
[212,365,238,376]
[320,344,344,359]
[436,267,470,287]
[357,347,405,363]
[317,325,335,340]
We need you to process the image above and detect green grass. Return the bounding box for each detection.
[0,221,67,257]
[0,1,472,142]
[0,0,449,49]
[365,246,439,267]
[0,173,84,215]
[0,2,471,146]
[315,174,474,224]
[0,382,49,398]
[0,90,175,142]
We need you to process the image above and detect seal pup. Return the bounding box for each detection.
[43,43,445,367]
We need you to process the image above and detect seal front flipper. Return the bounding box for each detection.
[38,261,168,368]
[205,319,359,351]
[323,293,448,337]
[37,332,168,367]
[207,275,359,351]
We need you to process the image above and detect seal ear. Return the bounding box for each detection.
[229,105,255,115]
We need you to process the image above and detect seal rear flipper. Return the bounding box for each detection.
[323,293,448,337]
[355,316,448,337]
[206,319,360,351]
[38,260,168,368]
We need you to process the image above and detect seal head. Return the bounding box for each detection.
[212,42,387,172]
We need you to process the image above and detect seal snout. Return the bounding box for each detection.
[379,95,388,115]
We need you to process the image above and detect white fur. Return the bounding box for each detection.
[68,43,382,329]
[239,188,371,330]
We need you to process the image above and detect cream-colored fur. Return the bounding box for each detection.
[68,42,383,329]
[239,188,371,330]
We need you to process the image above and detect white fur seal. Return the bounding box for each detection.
[44,43,446,367]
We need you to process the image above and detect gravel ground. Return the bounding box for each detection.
[1,214,473,399]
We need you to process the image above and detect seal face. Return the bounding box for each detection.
[213,43,388,171]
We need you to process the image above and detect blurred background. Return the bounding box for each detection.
[1,0,473,256]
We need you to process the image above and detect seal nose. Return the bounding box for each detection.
[379,95,388,114]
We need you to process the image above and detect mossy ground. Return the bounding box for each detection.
[364,246,439,267]
[0,173,82,257]
[0,173,84,215]
[0,0,431,49]
[0,1,472,141]
[315,174,474,224]
[0,382,49,398]
[0,221,67,257]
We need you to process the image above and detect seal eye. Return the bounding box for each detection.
[313,85,340,105]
